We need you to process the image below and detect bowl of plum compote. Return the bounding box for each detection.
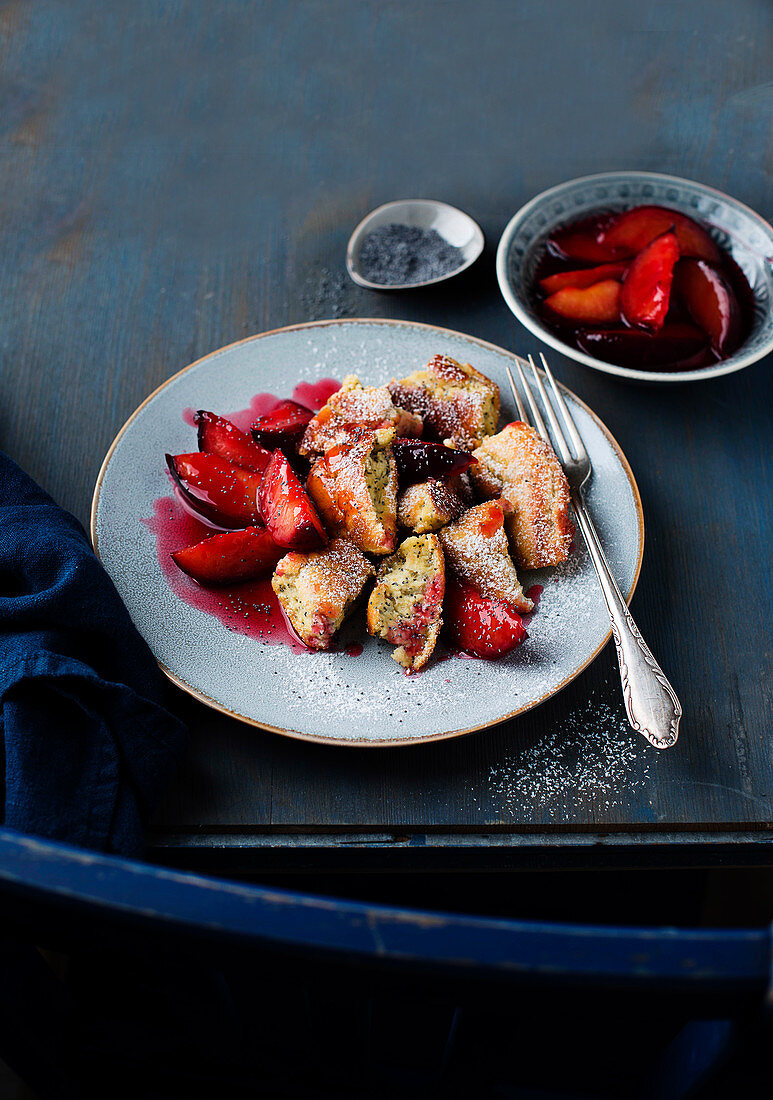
[496,172,773,382]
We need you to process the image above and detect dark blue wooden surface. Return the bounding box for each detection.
[0,1,771,860]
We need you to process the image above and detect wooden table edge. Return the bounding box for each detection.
[148,828,773,873]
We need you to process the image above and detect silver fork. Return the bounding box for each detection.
[506,352,682,750]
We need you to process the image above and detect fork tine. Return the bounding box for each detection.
[514,356,549,442]
[539,352,587,458]
[526,354,573,466]
[504,363,529,423]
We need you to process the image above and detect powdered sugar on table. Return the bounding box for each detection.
[490,691,653,821]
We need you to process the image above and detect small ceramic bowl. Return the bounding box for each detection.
[346,199,484,290]
[496,171,773,383]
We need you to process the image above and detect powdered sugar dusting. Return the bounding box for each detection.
[489,692,653,820]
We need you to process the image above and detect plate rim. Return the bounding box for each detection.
[495,170,773,384]
[91,317,645,748]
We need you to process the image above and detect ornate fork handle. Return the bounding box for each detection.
[572,489,682,749]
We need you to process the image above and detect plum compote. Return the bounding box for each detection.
[533,205,754,371]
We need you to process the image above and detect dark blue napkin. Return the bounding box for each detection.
[0,453,187,856]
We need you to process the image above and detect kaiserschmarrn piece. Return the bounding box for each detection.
[470,422,573,570]
[445,469,476,507]
[299,375,422,456]
[366,534,445,670]
[272,538,375,650]
[439,500,533,613]
[306,428,399,554]
[388,354,500,449]
[397,478,466,534]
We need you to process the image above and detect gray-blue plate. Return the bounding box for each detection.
[91,319,644,747]
[497,171,773,383]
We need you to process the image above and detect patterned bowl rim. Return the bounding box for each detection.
[496,171,773,383]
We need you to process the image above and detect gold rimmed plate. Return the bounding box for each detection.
[91,319,644,747]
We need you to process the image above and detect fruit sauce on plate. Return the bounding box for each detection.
[143,495,309,652]
[532,204,754,371]
[144,379,341,655]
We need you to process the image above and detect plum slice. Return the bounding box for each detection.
[392,439,476,485]
[577,324,711,370]
[547,213,618,263]
[538,262,628,295]
[620,231,679,331]
[166,453,263,529]
[251,400,313,451]
[600,205,720,263]
[257,450,327,550]
[672,259,742,355]
[722,254,756,330]
[171,526,284,585]
[196,411,271,474]
[543,279,621,325]
[443,579,528,660]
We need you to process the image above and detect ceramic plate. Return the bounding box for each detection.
[91,319,643,747]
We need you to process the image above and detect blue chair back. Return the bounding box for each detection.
[0,828,770,1098]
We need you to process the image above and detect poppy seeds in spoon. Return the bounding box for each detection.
[358,223,464,286]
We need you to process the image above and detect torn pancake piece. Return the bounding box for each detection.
[272,537,375,650]
[388,354,499,449]
[397,478,466,534]
[471,421,573,570]
[306,428,399,555]
[299,375,422,456]
[367,534,445,671]
[439,500,533,613]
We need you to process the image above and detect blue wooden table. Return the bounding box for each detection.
[1,1,771,868]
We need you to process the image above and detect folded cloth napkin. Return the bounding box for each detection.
[0,453,187,856]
